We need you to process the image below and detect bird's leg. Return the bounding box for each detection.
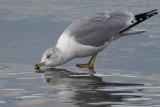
[76,53,98,71]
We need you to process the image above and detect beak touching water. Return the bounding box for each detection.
[34,62,45,70]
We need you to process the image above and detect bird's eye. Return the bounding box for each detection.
[47,54,51,59]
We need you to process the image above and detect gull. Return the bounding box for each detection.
[35,9,158,71]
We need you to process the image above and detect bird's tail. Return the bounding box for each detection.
[120,9,158,34]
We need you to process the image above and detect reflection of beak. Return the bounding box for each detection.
[34,62,45,70]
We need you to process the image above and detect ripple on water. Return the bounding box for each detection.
[111,105,160,107]
[110,93,143,96]
[69,73,139,78]
[96,86,160,91]
[0,101,6,104]
[15,77,41,80]
[123,97,152,101]
[14,95,44,99]
[0,80,8,83]
[0,72,33,76]
[0,89,25,91]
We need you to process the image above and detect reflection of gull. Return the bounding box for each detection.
[41,68,103,88]
[37,68,145,106]
[35,9,158,71]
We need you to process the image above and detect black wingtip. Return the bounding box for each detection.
[146,9,158,14]
[148,9,158,15]
[120,9,158,33]
[152,9,158,12]
[135,9,158,18]
[150,9,158,12]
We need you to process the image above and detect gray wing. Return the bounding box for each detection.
[65,12,133,47]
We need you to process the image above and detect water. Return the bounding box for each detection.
[0,0,160,107]
[0,65,160,107]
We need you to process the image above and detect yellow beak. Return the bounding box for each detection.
[34,62,45,70]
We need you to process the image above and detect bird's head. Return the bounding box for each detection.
[35,47,62,70]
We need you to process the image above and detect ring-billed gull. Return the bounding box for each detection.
[35,9,158,71]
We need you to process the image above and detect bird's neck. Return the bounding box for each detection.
[55,32,75,65]
[56,47,74,65]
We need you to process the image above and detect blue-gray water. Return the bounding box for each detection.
[0,0,160,107]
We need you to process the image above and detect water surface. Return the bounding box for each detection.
[0,64,160,107]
